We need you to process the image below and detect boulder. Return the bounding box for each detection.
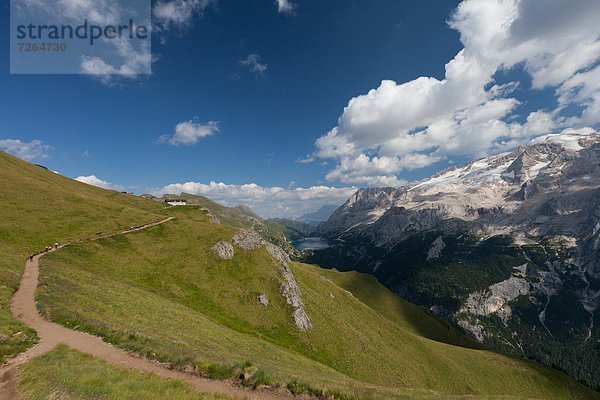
[212,241,234,260]
[258,294,269,306]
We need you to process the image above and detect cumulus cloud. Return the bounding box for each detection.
[153,0,212,32]
[275,0,297,15]
[80,38,152,85]
[154,181,356,218]
[310,0,600,186]
[240,54,268,76]
[0,139,51,162]
[75,175,125,191]
[296,155,315,164]
[158,119,219,146]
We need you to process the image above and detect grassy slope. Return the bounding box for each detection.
[18,345,233,400]
[314,266,476,348]
[38,207,599,399]
[0,150,164,361]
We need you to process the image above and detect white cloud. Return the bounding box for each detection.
[324,153,420,187]
[19,0,121,24]
[75,175,125,191]
[80,36,152,85]
[18,0,151,83]
[153,0,212,32]
[57,0,121,24]
[154,181,356,218]
[275,0,297,15]
[296,155,315,164]
[240,54,268,76]
[311,0,600,186]
[158,119,219,146]
[0,139,51,162]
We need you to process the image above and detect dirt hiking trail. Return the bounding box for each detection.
[0,218,296,400]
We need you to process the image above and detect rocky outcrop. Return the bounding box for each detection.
[457,318,486,342]
[266,243,313,331]
[427,236,446,260]
[257,294,269,306]
[199,207,221,224]
[233,230,263,251]
[460,265,531,322]
[212,241,234,260]
[216,230,313,331]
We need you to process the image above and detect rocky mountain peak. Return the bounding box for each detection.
[346,187,398,210]
[319,131,600,241]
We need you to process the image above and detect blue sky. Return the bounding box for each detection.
[2,0,600,217]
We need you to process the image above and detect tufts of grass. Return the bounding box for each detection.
[287,380,323,396]
[207,363,234,380]
[196,360,276,389]
[287,380,357,399]
[242,369,276,389]
[18,344,234,400]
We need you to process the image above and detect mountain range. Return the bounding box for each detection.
[309,131,600,390]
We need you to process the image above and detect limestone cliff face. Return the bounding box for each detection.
[265,243,312,331]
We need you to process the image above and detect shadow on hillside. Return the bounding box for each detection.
[322,267,482,350]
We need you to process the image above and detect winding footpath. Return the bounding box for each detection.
[0,218,295,400]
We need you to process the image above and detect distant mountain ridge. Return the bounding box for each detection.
[262,205,340,245]
[296,205,340,226]
[311,131,600,390]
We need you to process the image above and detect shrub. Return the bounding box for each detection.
[287,380,323,397]
[287,380,356,400]
[206,363,232,380]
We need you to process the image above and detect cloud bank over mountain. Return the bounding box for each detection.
[73,173,356,218]
[311,0,600,186]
